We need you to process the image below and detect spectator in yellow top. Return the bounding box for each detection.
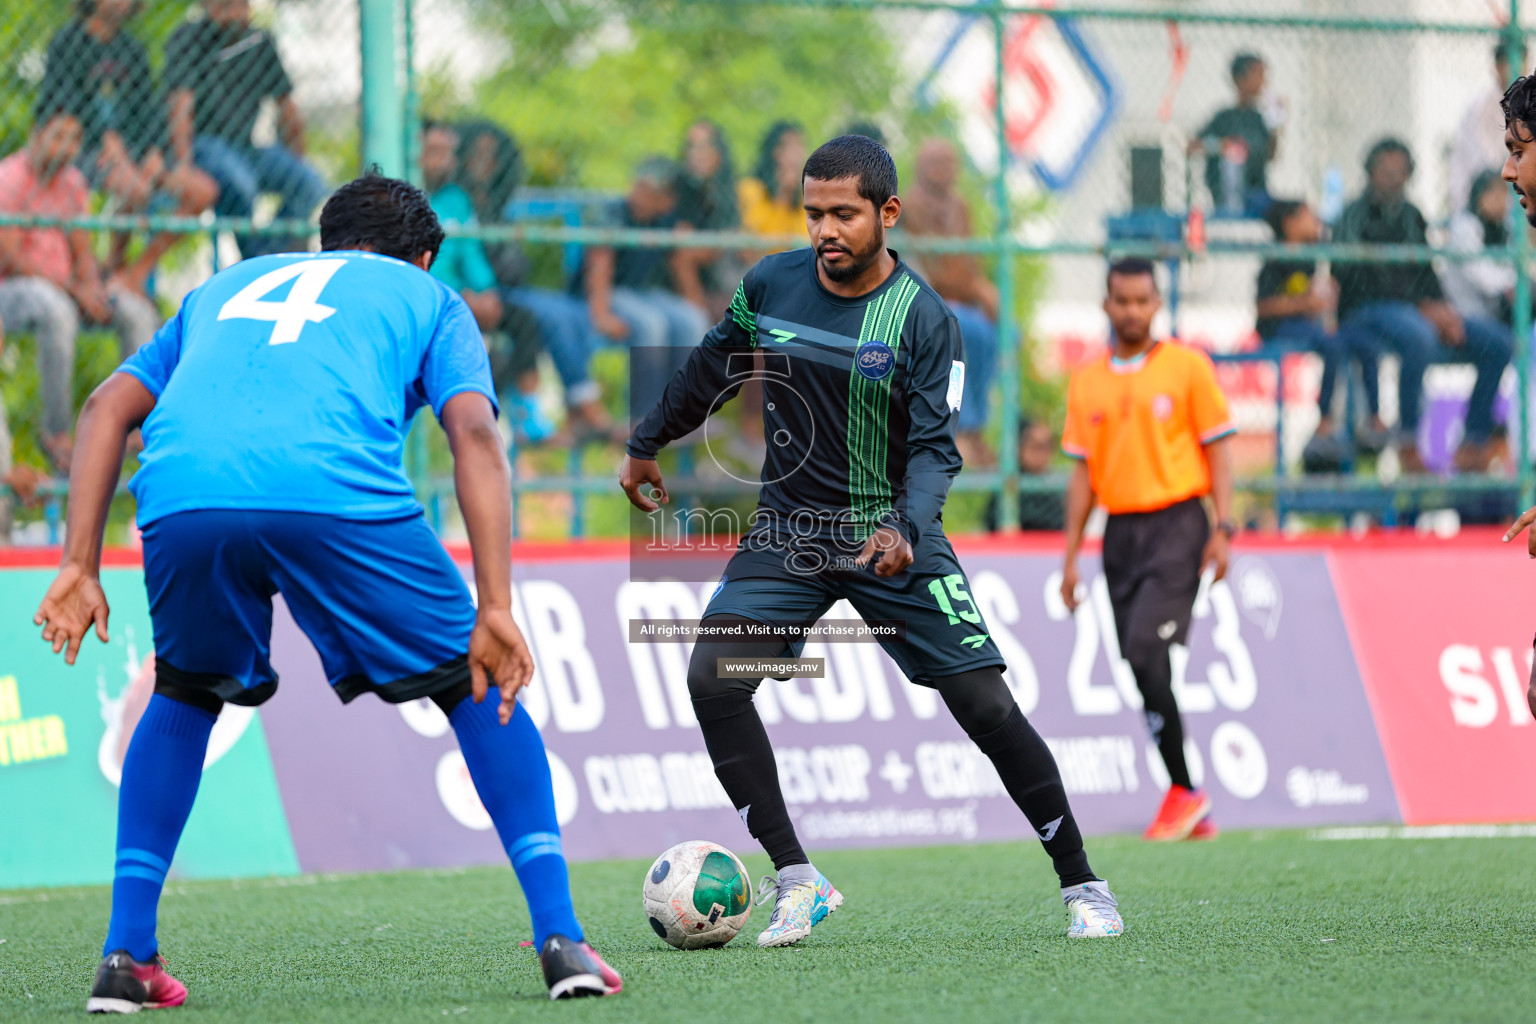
[738,121,807,249]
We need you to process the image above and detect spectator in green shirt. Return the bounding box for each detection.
[422,122,551,442]
[1192,53,1280,218]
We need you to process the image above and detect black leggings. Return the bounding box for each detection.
[687,622,1095,885]
[685,623,1016,733]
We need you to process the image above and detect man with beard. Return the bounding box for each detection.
[618,135,1123,948]
[1060,259,1235,842]
[1495,68,1536,721]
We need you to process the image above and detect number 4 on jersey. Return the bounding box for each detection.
[218,258,346,345]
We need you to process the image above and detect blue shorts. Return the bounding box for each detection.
[141,510,475,706]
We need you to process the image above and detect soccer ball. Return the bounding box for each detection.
[642,840,753,949]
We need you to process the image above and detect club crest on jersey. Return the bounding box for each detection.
[855,340,895,380]
[1152,393,1174,421]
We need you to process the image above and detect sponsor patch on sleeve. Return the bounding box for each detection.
[947,361,965,411]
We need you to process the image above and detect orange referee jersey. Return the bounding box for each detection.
[1061,341,1234,515]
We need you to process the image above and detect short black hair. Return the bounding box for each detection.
[1231,52,1263,82]
[633,155,679,191]
[1106,257,1158,293]
[1503,74,1536,143]
[74,0,143,16]
[802,134,898,209]
[840,120,887,149]
[1264,199,1305,239]
[319,171,445,267]
[32,92,77,133]
[1364,136,1414,176]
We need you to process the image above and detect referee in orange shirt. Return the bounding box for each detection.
[1059,258,1236,842]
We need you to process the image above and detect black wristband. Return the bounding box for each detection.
[1215,520,1238,538]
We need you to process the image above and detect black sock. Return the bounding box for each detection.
[692,690,808,871]
[972,706,1097,887]
[1128,644,1193,790]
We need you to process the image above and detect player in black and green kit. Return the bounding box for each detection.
[619,136,1122,947]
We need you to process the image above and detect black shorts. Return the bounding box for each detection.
[703,530,1006,687]
[1101,497,1209,656]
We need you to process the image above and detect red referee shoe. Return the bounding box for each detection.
[1143,785,1211,842]
[1188,814,1219,840]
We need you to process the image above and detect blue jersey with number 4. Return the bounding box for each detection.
[119,250,497,527]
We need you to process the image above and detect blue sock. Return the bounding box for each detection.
[103,695,216,960]
[450,696,582,949]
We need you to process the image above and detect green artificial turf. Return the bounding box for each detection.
[3,831,1534,1022]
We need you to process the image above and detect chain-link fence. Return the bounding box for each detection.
[0,0,1532,542]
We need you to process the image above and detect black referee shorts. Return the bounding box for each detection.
[1101,497,1210,660]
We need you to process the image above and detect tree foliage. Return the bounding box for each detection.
[438,0,947,188]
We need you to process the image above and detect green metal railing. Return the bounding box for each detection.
[2,0,1532,541]
[392,0,1536,532]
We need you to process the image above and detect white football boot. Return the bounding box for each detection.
[1063,880,1124,938]
[755,872,844,947]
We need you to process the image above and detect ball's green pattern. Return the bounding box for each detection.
[691,850,750,917]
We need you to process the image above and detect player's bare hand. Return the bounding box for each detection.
[1503,504,1536,558]
[619,455,669,511]
[1202,531,1231,582]
[468,606,534,725]
[33,564,110,666]
[856,526,912,577]
[1060,562,1082,613]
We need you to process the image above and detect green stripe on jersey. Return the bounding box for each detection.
[728,282,758,345]
[846,274,922,539]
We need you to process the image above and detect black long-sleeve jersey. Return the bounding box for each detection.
[628,248,965,549]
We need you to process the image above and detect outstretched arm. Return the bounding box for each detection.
[1060,460,1094,613]
[34,373,156,664]
[441,391,533,724]
[1201,435,1234,582]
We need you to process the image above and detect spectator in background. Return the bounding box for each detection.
[1335,138,1512,474]
[738,120,806,251]
[42,0,218,297]
[0,104,158,473]
[0,317,45,544]
[1255,199,1380,469]
[581,157,709,422]
[1449,40,1524,219]
[1441,169,1519,327]
[902,137,1000,467]
[673,119,742,317]
[454,120,529,289]
[165,0,326,258]
[985,419,1065,532]
[1193,53,1281,217]
[421,121,552,443]
[732,121,809,457]
[842,122,887,148]
[454,120,617,441]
